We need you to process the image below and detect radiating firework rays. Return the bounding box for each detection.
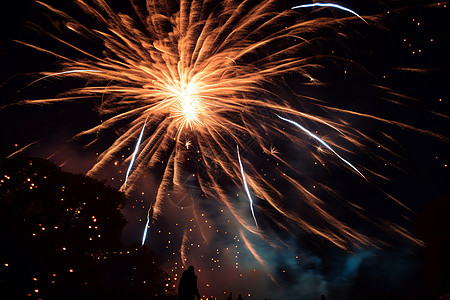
[18,0,424,266]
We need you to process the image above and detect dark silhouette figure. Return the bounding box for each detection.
[178,266,200,300]
[320,295,327,300]
[236,294,243,300]
[226,292,233,300]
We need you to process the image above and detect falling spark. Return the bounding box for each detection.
[237,146,258,228]
[124,116,148,188]
[141,217,150,246]
[277,114,365,179]
[141,207,152,246]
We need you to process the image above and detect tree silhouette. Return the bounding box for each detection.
[0,157,172,299]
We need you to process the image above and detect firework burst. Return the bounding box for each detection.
[16,0,429,270]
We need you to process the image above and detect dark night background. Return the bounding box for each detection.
[1,0,450,299]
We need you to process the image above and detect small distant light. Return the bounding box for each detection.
[34,289,39,293]
[69,269,74,273]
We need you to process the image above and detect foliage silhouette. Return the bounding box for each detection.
[0,157,172,299]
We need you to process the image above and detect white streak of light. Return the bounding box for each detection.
[141,214,150,246]
[291,3,367,23]
[125,117,148,187]
[277,114,366,179]
[237,145,259,228]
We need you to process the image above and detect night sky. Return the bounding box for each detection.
[1,1,450,299]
